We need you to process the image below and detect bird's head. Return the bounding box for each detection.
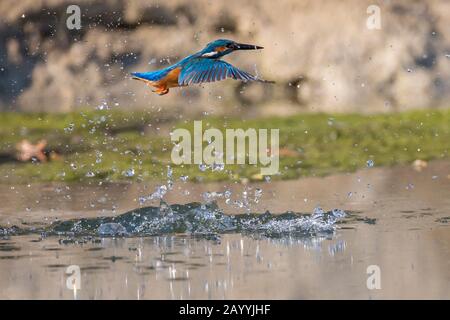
[200,39,263,58]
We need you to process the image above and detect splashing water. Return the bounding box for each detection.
[222,186,263,212]
[0,202,347,239]
[139,185,168,205]
[123,168,135,177]
[139,166,173,205]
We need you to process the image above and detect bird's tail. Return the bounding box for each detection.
[131,70,168,84]
[131,72,147,81]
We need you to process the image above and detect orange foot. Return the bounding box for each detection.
[153,87,169,95]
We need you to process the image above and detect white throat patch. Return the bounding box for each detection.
[201,51,218,57]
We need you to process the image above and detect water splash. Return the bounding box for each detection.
[139,185,168,204]
[139,166,173,204]
[0,202,347,239]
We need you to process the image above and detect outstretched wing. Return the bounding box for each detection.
[179,59,265,86]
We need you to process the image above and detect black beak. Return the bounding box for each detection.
[233,42,263,50]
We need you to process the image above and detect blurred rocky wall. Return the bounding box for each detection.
[0,0,449,116]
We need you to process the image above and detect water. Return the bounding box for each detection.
[1,201,346,238]
[0,161,449,299]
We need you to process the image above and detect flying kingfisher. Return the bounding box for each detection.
[131,39,273,95]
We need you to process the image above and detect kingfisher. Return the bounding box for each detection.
[131,39,273,95]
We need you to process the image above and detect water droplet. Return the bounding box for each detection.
[85,171,95,178]
[254,188,263,203]
[123,168,135,177]
[313,207,324,217]
[366,159,374,167]
[139,185,168,204]
[165,167,173,190]
[64,123,74,133]
[95,151,103,163]
[138,196,147,206]
[212,163,224,171]
[96,101,110,110]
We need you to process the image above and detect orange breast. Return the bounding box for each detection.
[158,68,182,88]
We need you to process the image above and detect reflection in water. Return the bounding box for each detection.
[0,161,449,299]
[0,234,351,300]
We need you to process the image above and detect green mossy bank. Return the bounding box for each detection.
[0,109,449,183]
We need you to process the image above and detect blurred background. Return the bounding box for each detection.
[1,0,450,117]
[0,0,449,184]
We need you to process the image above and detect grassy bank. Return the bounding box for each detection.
[0,109,449,183]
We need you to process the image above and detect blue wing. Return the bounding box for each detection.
[178,59,260,86]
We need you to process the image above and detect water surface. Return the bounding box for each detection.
[0,161,449,299]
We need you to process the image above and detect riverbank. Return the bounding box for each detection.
[0,109,449,183]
